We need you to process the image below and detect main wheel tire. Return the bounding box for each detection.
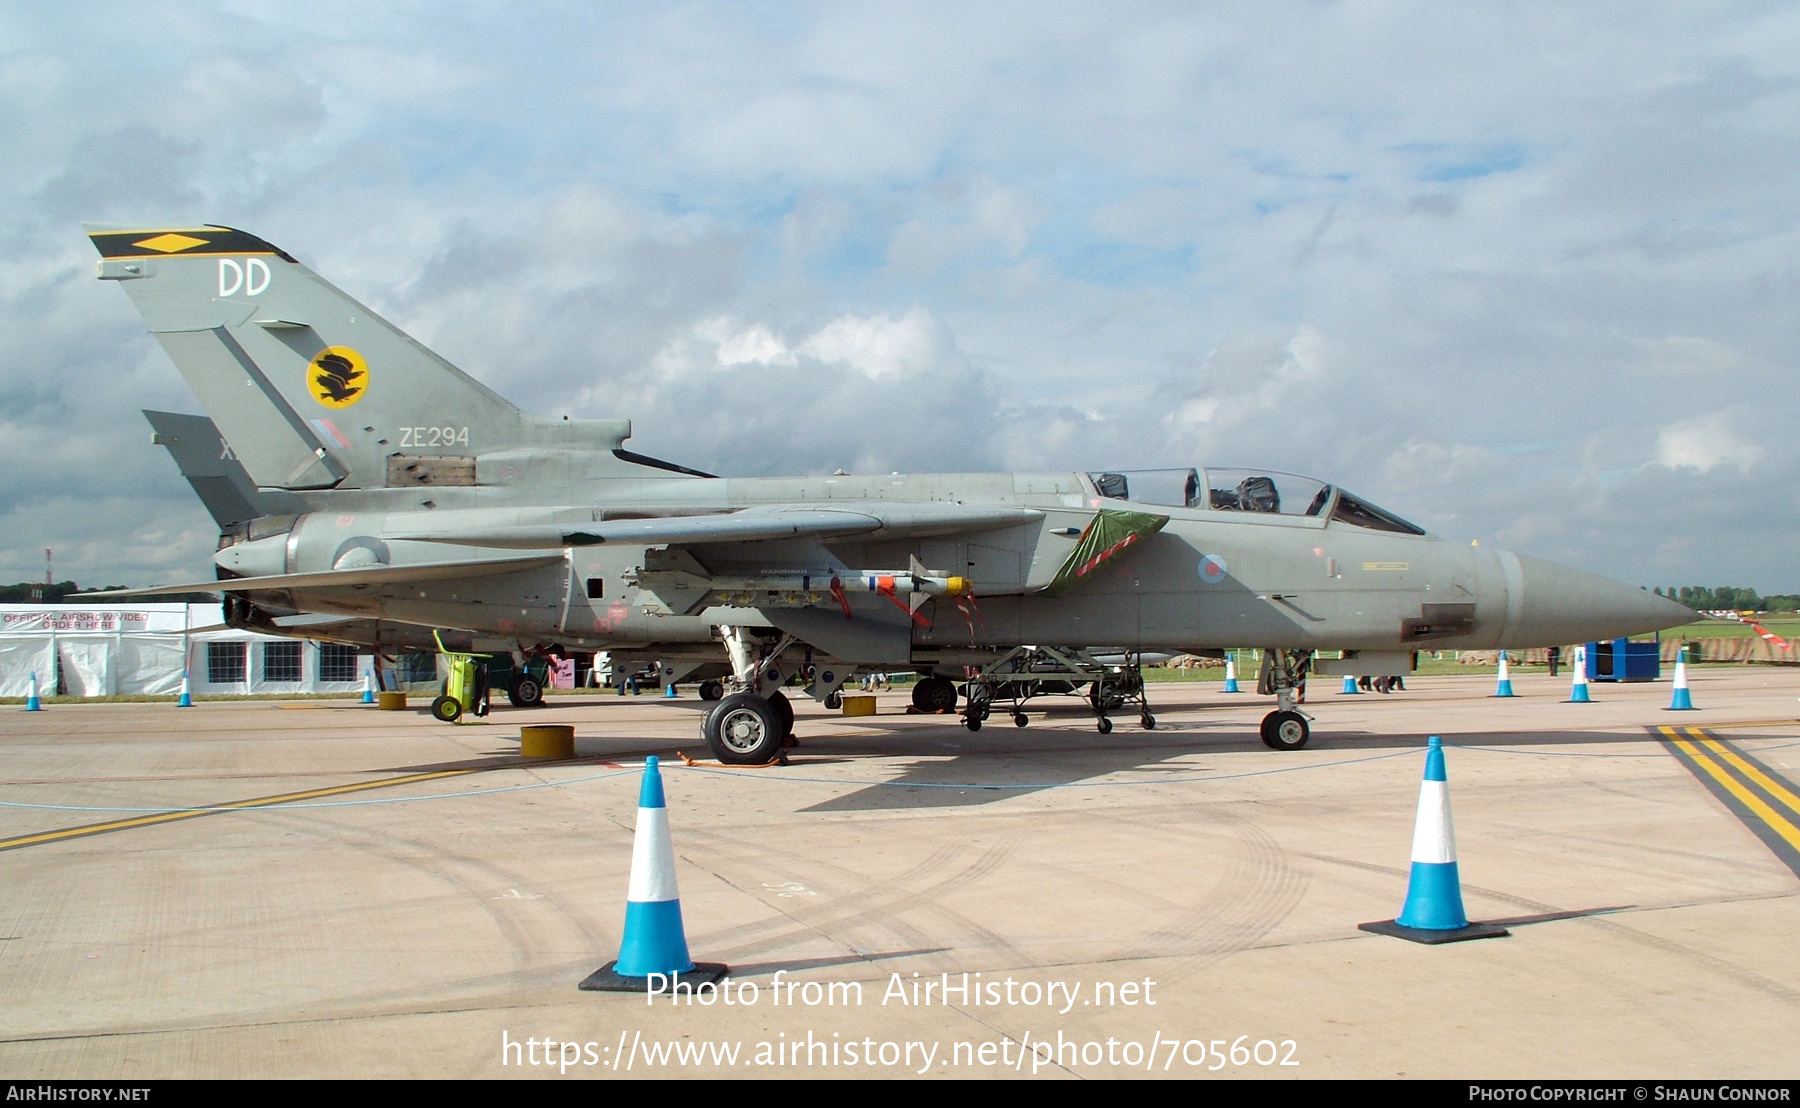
[912,677,958,712]
[430,695,462,723]
[698,679,724,701]
[704,693,783,764]
[766,690,795,737]
[1261,710,1310,750]
[508,675,544,708]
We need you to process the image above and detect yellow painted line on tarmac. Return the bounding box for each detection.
[0,767,481,853]
[1658,726,1800,856]
[1698,718,1800,730]
[1689,729,1800,821]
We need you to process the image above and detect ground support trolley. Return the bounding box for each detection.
[957,646,1155,734]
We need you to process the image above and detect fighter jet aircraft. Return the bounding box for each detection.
[88,224,1693,761]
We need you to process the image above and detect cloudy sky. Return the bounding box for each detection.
[3,2,1797,591]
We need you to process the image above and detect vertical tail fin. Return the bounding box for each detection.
[89,224,631,490]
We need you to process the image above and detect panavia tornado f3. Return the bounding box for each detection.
[89,223,1692,761]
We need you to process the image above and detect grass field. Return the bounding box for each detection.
[1664,618,1800,639]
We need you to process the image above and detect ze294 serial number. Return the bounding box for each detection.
[397,426,469,448]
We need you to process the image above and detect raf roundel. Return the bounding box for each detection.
[307,346,369,409]
[1198,554,1229,585]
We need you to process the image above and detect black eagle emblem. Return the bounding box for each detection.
[312,352,364,403]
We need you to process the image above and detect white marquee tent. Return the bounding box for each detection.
[0,604,375,698]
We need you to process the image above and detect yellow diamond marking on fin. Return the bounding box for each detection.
[132,233,209,254]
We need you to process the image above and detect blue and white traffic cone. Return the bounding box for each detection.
[362,672,375,704]
[177,670,193,708]
[1494,651,1514,698]
[664,683,677,699]
[1360,737,1508,943]
[1342,674,1360,694]
[25,672,42,711]
[1568,646,1591,703]
[1222,655,1240,693]
[1397,737,1467,930]
[579,756,727,991]
[1667,649,1695,711]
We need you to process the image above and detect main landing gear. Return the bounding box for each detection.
[1256,648,1313,751]
[702,690,796,765]
[701,628,801,764]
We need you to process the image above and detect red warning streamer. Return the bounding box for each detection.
[956,593,983,645]
[875,576,931,627]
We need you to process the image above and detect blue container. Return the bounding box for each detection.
[1584,635,1661,682]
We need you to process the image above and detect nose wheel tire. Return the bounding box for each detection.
[1260,710,1310,750]
[703,693,784,764]
[430,695,462,723]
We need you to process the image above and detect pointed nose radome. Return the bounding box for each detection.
[1505,554,1693,647]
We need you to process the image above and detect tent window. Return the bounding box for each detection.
[263,641,302,682]
[319,644,359,683]
[207,642,246,684]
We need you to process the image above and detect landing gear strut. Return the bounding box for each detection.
[1257,648,1313,750]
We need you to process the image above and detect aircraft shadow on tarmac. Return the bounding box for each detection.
[373,712,1691,813]
[781,719,1674,813]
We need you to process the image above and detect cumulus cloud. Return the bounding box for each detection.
[678,309,950,380]
[1656,411,1766,472]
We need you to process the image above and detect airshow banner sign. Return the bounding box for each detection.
[0,608,190,635]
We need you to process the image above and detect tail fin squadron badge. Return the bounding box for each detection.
[308,346,368,408]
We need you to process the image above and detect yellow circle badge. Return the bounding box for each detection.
[307,346,369,408]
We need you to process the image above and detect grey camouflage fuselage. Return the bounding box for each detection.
[93,224,1690,674]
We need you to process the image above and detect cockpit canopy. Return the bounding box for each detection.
[1084,467,1426,536]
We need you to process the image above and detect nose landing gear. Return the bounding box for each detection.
[1257,648,1314,750]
